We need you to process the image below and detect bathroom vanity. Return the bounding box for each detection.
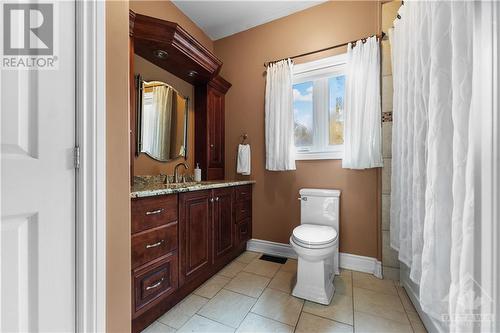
[131,182,253,332]
[129,11,252,333]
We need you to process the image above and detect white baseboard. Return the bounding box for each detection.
[247,238,383,278]
[340,252,383,278]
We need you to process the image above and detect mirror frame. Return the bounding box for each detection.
[135,74,189,162]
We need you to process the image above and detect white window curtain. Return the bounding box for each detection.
[390,1,476,329]
[265,59,296,171]
[342,36,383,169]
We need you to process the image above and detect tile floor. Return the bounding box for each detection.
[142,251,427,333]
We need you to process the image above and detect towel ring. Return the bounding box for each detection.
[240,133,248,144]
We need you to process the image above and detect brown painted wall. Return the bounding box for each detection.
[130,0,214,52]
[215,1,382,258]
[106,1,131,332]
[133,55,196,176]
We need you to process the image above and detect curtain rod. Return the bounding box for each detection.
[263,32,386,67]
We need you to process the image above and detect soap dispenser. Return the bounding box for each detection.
[194,163,201,182]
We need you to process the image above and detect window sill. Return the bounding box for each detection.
[295,150,344,161]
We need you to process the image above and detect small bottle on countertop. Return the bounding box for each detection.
[194,163,201,182]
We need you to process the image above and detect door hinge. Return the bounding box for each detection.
[74,146,81,169]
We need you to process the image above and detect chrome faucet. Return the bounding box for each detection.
[173,162,189,183]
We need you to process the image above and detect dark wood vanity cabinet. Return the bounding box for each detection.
[212,187,235,263]
[179,187,235,284]
[234,185,252,249]
[131,185,252,333]
[195,76,232,180]
[178,190,213,285]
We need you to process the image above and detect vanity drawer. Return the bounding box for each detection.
[235,185,252,202]
[133,253,178,317]
[132,223,177,269]
[235,201,251,222]
[132,195,178,234]
[238,218,251,243]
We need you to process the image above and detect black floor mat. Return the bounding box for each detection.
[259,254,287,264]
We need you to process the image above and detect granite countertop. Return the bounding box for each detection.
[131,180,256,198]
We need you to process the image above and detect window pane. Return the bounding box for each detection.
[293,81,313,147]
[328,75,345,145]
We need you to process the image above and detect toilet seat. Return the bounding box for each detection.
[292,224,338,249]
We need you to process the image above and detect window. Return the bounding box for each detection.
[292,54,347,160]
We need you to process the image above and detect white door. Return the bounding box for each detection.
[1,1,76,332]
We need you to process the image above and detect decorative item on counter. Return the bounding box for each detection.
[194,163,202,182]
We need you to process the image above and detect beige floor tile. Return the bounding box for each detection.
[194,275,231,299]
[396,285,417,313]
[340,269,353,278]
[177,314,234,333]
[243,258,281,278]
[335,274,353,297]
[352,272,397,295]
[158,294,208,329]
[224,271,270,298]
[407,311,427,333]
[197,289,256,328]
[303,292,354,325]
[141,321,176,333]
[279,259,297,273]
[296,312,353,333]
[268,270,295,294]
[251,288,303,326]
[219,260,247,278]
[235,251,261,264]
[236,313,294,333]
[353,287,408,324]
[354,311,412,333]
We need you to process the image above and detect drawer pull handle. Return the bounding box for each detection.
[146,278,164,291]
[145,209,163,215]
[241,209,246,213]
[240,192,247,195]
[145,240,164,249]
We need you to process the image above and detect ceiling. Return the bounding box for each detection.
[172,1,327,40]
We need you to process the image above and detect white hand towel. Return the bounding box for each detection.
[237,144,251,175]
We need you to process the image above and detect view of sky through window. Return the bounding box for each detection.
[293,81,313,147]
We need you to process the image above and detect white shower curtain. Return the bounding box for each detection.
[342,37,383,169]
[390,1,476,328]
[265,59,296,171]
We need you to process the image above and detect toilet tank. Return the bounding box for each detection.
[299,188,341,230]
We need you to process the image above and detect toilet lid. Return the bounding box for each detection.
[292,224,337,246]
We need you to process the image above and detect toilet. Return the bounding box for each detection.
[290,188,340,305]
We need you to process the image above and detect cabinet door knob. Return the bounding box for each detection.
[215,197,219,201]
[210,198,214,203]
[210,144,214,148]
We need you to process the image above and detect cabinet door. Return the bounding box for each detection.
[179,190,212,285]
[212,188,234,261]
[207,88,224,176]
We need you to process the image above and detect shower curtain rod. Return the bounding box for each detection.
[263,32,386,67]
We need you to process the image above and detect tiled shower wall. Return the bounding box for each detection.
[381,1,401,281]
